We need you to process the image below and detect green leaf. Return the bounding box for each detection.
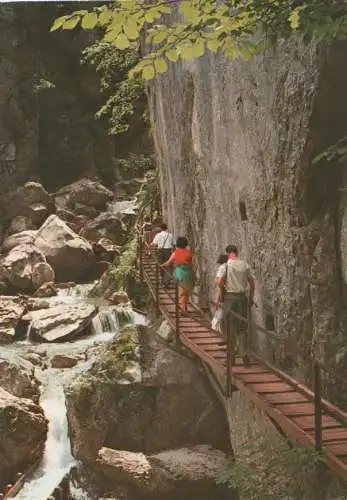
[81,12,98,30]
[50,15,69,32]
[180,1,200,23]
[289,8,301,30]
[157,5,171,14]
[124,18,139,40]
[207,38,221,53]
[180,45,194,60]
[115,33,130,50]
[104,29,119,42]
[192,41,205,58]
[151,30,167,44]
[142,65,155,81]
[63,17,80,30]
[99,9,113,25]
[154,58,168,74]
[166,49,179,62]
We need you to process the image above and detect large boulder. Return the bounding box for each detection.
[34,215,95,281]
[96,445,230,500]
[0,388,47,487]
[0,182,52,225]
[7,215,35,236]
[93,238,120,262]
[0,244,48,291]
[22,303,97,342]
[54,178,113,211]
[1,230,37,254]
[0,353,39,402]
[80,213,127,245]
[0,296,27,343]
[32,262,55,289]
[66,328,229,462]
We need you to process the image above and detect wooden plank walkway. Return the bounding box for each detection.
[142,252,347,482]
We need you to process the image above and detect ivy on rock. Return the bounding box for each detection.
[51,1,347,81]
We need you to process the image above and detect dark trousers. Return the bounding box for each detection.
[158,248,173,285]
[223,292,248,358]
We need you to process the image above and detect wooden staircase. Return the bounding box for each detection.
[140,238,347,482]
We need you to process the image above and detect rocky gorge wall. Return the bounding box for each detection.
[0,2,151,194]
[149,38,347,373]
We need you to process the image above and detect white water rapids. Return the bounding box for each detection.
[15,370,74,500]
[9,283,146,500]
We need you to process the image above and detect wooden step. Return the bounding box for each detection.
[247,382,295,394]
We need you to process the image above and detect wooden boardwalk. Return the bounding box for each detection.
[142,249,347,482]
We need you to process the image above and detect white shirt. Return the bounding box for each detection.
[152,230,174,249]
[216,263,227,279]
[220,258,251,293]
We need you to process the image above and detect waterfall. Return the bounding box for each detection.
[91,307,120,336]
[15,370,75,500]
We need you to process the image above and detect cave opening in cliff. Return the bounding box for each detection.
[265,313,275,331]
[239,201,248,221]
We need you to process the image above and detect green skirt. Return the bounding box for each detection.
[174,264,194,285]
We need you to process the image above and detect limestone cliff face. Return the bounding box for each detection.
[149,39,347,369]
[0,6,38,193]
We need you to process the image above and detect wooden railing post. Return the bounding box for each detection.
[175,281,180,340]
[155,260,160,317]
[314,361,322,452]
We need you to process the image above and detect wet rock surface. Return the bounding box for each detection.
[0,353,39,401]
[0,296,27,343]
[96,445,231,500]
[0,387,47,484]
[1,244,48,292]
[22,303,97,342]
[51,354,78,369]
[66,328,229,462]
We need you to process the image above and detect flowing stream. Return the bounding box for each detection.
[15,370,75,500]
[8,283,146,500]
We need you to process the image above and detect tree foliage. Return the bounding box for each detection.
[52,1,347,80]
[82,41,146,135]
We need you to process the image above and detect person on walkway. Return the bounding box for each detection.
[150,223,175,286]
[216,244,255,364]
[215,253,228,310]
[162,236,194,311]
[212,254,228,334]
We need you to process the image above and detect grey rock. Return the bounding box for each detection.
[66,330,229,462]
[34,215,95,281]
[96,445,230,500]
[0,295,27,343]
[157,320,174,342]
[0,243,47,291]
[54,178,113,211]
[7,215,35,236]
[0,182,51,225]
[1,230,37,254]
[80,213,127,245]
[0,353,39,401]
[0,387,47,483]
[51,354,78,369]
[22,303,97,342]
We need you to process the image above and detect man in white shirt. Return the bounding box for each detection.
[150,223,175,286]
[216,244,255,365]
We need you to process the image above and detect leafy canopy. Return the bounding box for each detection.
[51,1,347,81]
